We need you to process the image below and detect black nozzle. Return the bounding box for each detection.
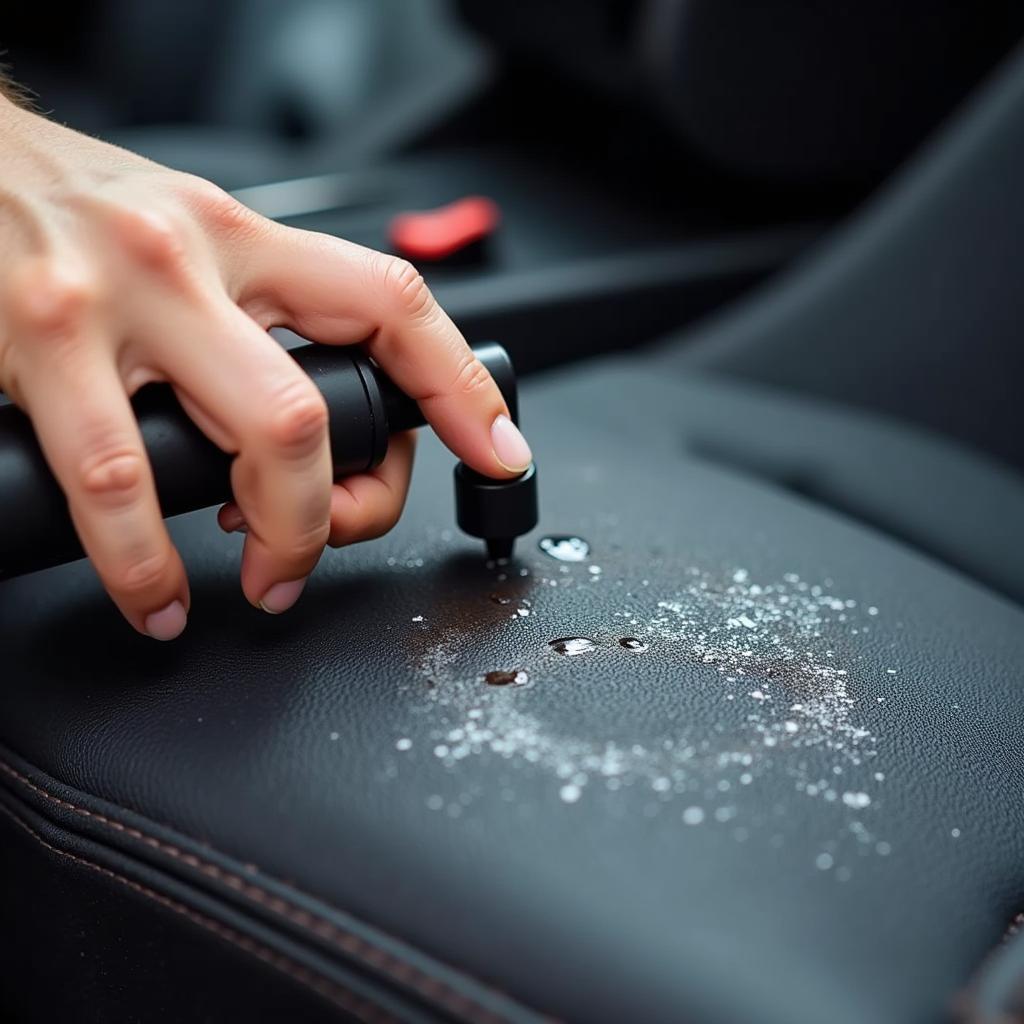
[455,462,538,562]
[451,345,537,561]
[0,340,537,579]
[376,340,538,560]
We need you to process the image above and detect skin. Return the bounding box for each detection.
[0,87,533,639]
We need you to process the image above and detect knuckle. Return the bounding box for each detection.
[278,520,330,563]
[114,206,189,272]
[334,486,402,546]
[261,377,329,453]
[448,351,492,398]
[180,176,262,236]
[78,448,146,509]
[113,548,172,595]
[8,260,98,335]
[378,256,434,320]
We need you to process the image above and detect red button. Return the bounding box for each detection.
[389,196,500,262]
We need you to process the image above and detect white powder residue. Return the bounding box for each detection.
[407,635,710,803]
[650,569,876,770]
[395,564,892,872]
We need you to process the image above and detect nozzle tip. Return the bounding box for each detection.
[486,538,514,561]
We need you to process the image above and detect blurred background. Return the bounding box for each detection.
[5,1,1024,450]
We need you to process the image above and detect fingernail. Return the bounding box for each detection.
[490,414,532,472]
[145,600,187,641]
[259,577,307,614]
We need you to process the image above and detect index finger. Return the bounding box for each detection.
[233,229,533,478]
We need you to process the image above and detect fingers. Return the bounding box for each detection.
[236,230,532,479]
[153,299,333,612]
[218,430,416,550]
[13,325,188,639]
[327,430,416,547]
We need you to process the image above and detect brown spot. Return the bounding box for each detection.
[484,670,527,687]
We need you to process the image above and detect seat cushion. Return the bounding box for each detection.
[2,362,1024,1023]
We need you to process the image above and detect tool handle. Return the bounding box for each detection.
[0,341,522,580]
[0,346,395,580]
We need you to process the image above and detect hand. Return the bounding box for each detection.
[0,99,532,639]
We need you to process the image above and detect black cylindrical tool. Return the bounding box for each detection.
[0,342,537,580]
[447,343,538,561]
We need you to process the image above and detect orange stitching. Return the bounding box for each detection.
[0,801,395,1024]
[0,758,518,1024]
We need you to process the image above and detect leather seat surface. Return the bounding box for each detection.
[2,362,1024,1024]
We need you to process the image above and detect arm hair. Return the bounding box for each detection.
[0,63,35,109]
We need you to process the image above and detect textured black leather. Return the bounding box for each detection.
[0,788,354,1024]
[2,360,1024,1023]
[575,366,1024,607]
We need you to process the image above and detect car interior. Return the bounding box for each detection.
[2,3,1024,1022]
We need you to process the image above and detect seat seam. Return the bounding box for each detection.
[0,799,397,1024]
[0,757,536,1024]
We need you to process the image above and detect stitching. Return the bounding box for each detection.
[0,758,521,1024]
[0,800,396,1024]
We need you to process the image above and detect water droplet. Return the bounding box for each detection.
[484,669,529,687]
[395,737,412,751]
[411,615,424,623]
[559,784,582,803]
[951,827,961,838]
[538,536,590,562]
[549,637,597,656]
[815,852,834,870]
[619,637,648,652]
[841,791,871,809]
[329,731,339,741]
[682,806,705,825]
[489,593,511,606]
